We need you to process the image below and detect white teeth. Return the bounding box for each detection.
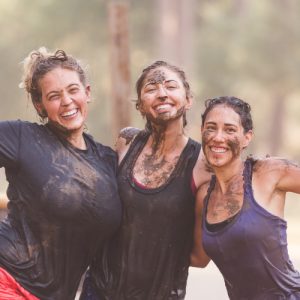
[211,147,226,153]
[156,104,171,111]
[61,109,77,117]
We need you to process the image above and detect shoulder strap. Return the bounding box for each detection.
[118,130,149,171]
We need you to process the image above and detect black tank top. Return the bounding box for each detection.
[94,130,201,300]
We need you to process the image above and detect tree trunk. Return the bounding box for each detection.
[108,1,131,139]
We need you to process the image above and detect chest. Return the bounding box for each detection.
[10,137,120,225]
[206,179,244,223]
[133,150,180,188]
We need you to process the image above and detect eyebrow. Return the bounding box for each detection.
[205,121,238,127]
[144,79,178,88]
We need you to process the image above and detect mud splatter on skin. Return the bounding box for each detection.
[119,128,140,145]
[144,105,185,123]
[145,69,166,85]
[227,137,241,159]
[210,174,244,220]
[150,124,167,152]
[202,129,242,164]
[133,69,187,187]
[134,151,179,188]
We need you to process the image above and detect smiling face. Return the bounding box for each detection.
[139,67,192,127]
[201,104,253,168]
[36,67,90,135]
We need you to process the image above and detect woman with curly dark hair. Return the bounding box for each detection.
[192,96,300,299]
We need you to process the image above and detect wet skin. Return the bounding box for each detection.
[133,67,190,188]
[201,105,252,223]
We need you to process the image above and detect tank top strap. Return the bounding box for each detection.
[243,158,254,192]
[118,130,150,172]
[202,175,216,226]
[183,139,201,178]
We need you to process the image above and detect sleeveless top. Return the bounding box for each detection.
[202,159,300,300]
[90,130,201,300]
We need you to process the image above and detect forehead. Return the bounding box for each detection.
[39,67,81,89]
[204,104,242,126]
[143,67,182,84]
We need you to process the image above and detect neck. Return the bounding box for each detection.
[148,121,187,155]
[67,132,86,149]
[47,122,86,150]
[213,158,244,194]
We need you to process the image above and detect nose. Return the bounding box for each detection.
[157,85,167,100]
[61,93,72,106]
[213,129,226,142]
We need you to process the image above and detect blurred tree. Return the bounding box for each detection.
[108,0,131,139]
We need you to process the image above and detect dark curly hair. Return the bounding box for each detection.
[201,96,253,133]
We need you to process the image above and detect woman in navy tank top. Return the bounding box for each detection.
[191,96,300,299]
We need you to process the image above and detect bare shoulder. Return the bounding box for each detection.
[118,127,140,145]
[251,156,299,174]
[115,127,140,163]
[193,149,213,190]
[195,180,211,213]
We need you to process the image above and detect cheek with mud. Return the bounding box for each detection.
[201,130,212,155]
[227,137,242,158]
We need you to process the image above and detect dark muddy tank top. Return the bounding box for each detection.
[96,130,200,300]
[202,159,300,300]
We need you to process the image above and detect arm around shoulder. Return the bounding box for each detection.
[190,183,211,268]
[115,127,140,164]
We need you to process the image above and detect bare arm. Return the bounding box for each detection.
[115,127,140,164]
[190,183,211,268]
[274,158,300,194]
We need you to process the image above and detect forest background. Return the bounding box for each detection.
[1,0,300,213]
[0,1,300,298]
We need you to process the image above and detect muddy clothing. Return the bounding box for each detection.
[85,130,200,300]
[202,159,300,300]
[0,121,121,300]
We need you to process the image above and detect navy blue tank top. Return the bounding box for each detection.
[202,159,300,300]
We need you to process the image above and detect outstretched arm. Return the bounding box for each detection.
[190,184,211,268]
[274,158,300,194]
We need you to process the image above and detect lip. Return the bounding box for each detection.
[60,108,78,118]
[154,103,173,113]
[209,146,228,154]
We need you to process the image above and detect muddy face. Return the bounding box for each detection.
[145,69,166,85]
[201,105,251,168]
[139,67,189,130]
